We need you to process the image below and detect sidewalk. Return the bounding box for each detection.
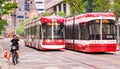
[0,39,9,69]
[0,53,9,69]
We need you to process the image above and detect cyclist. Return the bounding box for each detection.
[8,35,20,62]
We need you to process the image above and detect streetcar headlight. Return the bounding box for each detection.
[46,39,51,43]
[58,40,62,42]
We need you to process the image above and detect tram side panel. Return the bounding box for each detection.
[65,13,117,52]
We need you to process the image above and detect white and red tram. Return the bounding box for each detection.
[24,16,65,50]
[65,12,117,52]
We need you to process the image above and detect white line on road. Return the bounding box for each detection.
[45,66,59,69]
[72,67,87,69]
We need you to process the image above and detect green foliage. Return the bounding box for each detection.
[64,0,112,14]
[112,0,120,20]
[64,0,86,15]
[0,1,18,15]
[93,0,111,12]
[56,11,66,17]
[0,19,7,34]
[3,2,18,10]
[64,0,120,20]
[16,16,38,35]
[0,0,18,34]
[16,25,24,35]
[42,12,50,16]
[2,10,9,14]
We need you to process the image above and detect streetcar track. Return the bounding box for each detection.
[65,50,120,65]
[46,50,120,69]
[25,46,120,69]
[45,51,100,69]
[55,54,100,69]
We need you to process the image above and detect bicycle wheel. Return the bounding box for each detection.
[16,54,18,64]
[12,52,17,65]
[12,53,16,65]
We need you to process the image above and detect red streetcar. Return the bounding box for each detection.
[24,16,65,50]
[65,12,117,52]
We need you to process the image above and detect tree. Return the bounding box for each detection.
[64,0,120,20]
[42,12,50,16]
[0,19,7,34]
[56,11,66,17]
[0,1,18,15]
[16,16,38,36]
[0,0,18,34]
[64,0,112,14]
[93,0,111,12]
[64,0,86,15]
[112,0,120,20]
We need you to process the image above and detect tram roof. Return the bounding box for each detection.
[40,16,65,23]
[66,12,115,23]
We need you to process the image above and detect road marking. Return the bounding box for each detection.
[45,66,59,69]
[72,67,87,69]
[101,66,119,69]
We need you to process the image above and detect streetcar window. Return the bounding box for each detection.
[89,20,116,40]
[102,24,116,40]
[89,24,100,34]
[42,23,64,39]
[102,24,115,34]
[79,23,89,40]
[69,25,73,39]
[31,26,36,39]
[74,24,79,39]
[65,25,72,39]
[89,24,100,40]
[36,25,41,39]
[28,27,32,39]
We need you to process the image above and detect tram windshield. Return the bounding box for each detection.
[89,19,116,40]
[42,23,64,39]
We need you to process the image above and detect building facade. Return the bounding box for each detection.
[45,0,70,16]
[34,0,45,15]
[4,0,25,35]
[24,0,45,18]
[24,0,39,18]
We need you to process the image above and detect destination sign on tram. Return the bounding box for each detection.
[47,23,60,26]
[91,19,111,23]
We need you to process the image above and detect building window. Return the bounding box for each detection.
[37,9,44,11]
[53,6,57,12]
[58,4,61,11]
[63,4,66,13]
[35,2,43,4]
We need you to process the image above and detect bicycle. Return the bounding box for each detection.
[11,46,18,65]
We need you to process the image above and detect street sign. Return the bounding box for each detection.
[17,16,24,18]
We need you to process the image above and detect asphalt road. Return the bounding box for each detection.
[0,38,120,69]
